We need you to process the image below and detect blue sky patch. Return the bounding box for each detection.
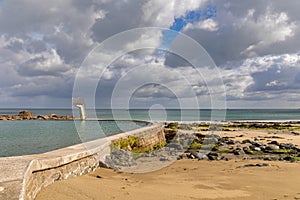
[162,5,216,50]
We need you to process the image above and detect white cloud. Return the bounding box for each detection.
[240,7,297,57]
[142,0,207,27]
[184,18,219,32]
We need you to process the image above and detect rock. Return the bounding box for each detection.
[243,146,250,152]
[207,152,219,160]
[191,152,208,160]
[37,115,46,120]
[238,163,271,168]
[268,141,280,146]
[234,148,245,155]
[187,153,196,159]
[177,154,184,160]
[283,156,293,161]
[50,114,60,119]
[254,147,262,151]
[252,142,263,147]
[242,139,252,144]
[265,145,280,151]
[279,143,295,150]
[226,140,235,145]
[178,124,193,130]
[0,116,8,120]
[256,163,271,167]
[18,110,34,119]
[104,149,137,168]
[168,143,183,150]
[159,156,171,162]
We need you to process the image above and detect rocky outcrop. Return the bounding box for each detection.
[0,110,74,121]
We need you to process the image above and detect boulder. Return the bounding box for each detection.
[190,152,208,160]
[234,148,245,155]
[50,114,60,119]
[18,110,34,118]
[279,143,295,150]
[0,116,8,120]
[268,141,280,146]
[265,145,280,151]
[207,152,219,160]
[242,139,252,144]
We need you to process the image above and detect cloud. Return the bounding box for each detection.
[183,0,300,65]
[184,18,219,31]
[240,8,297,57]
[17,49,72,77]
[0,0,299,108]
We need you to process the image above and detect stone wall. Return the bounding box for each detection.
[111,123,166,151]
[19,123,164,200]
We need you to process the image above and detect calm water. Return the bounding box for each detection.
[1,109,300,157]
[0,119,148,157]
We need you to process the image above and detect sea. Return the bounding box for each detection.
[0,108,300,157]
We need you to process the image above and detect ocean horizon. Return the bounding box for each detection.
[1,108,300,121]
[1,108,299,157]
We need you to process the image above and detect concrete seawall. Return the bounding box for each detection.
[0,122,165,200]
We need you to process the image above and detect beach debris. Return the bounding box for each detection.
[237,163,271,168]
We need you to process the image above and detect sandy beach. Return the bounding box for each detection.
[36,124,300,200]
[36,159,300,200]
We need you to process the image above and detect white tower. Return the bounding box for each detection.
[72,98,87,120]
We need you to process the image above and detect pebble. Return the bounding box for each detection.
[0,187,4,192]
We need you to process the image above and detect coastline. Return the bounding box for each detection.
[0,122,164,200]
[35,121,300,200]
[1,119,300,199]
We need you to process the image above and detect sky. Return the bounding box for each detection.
[0,0,300,109]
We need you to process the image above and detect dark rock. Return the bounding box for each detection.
[159,156,171,162]
[195,133,206,139]
[187,153,196,159]
[283,156,293,161]
[234,148,245,155]
[256,163,271,167]
[249,145,262,151]
[238,163,271,168]
[279,143,295,150]
[177,154,184,160]
[227,140,235,145]
[268,141,280,146]
[252,142,263,147]
[207,152,219,160]
[242,139,252,144]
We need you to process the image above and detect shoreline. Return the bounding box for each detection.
[35,122,300,200]
[1,121,300,199]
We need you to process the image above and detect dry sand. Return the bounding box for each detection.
[36,159,300,200]
[36,129,300,200]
